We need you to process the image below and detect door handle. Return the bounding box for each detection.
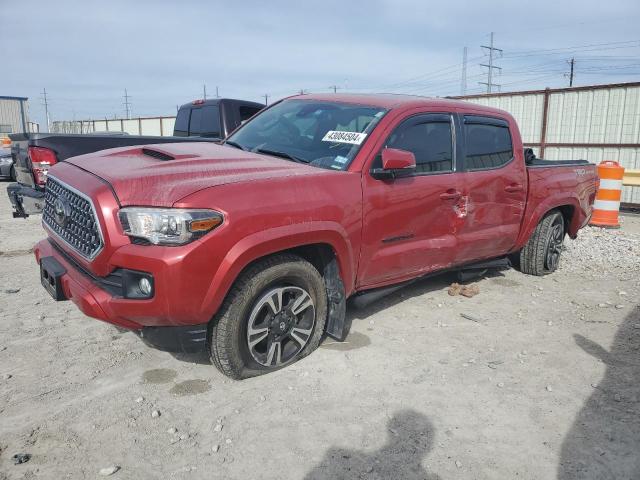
[504,184,524,193]
[440,189,462,201]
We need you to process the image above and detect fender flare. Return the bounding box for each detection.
[199,221,355,320]
[515,193,583,249]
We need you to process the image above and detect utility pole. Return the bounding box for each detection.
[123,89,132,119]
[328,85,340,93]
[567,58,575,87]
[479,32,502,93]
[203,84,207,100]
[263,94,270,105]
[41,88,51,132]
[216,86,219,98]
[461,46,468,95]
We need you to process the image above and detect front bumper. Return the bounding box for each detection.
[34,239,210,352]
[7,183,45,218]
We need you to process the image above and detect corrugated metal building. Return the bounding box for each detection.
[453,82,640,204]
[0,95,29,137]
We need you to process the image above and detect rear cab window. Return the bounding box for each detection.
[190,105,221,137]
[463,115,513,170]
[174,104,222,137]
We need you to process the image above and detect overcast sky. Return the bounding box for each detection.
[2,0,639,128]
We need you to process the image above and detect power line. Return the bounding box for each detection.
[461,47,468,95]
[566,58,576,87]
[40,88,51,132]
[479,32,502,93]
[123,89,132,119]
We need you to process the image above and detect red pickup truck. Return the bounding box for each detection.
[34,94,596,379]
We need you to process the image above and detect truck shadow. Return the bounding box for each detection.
[558,306,640,478]
[169,269,507,363]
[304,409,441,479]
[346,268,506,323]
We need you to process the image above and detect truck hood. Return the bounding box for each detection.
[65,142,319,206]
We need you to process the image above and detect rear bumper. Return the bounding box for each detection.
[6,183,44,218]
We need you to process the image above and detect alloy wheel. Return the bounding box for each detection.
[246,286,315,367]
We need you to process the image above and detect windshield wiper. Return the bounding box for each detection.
[254,147,307,164]
[224,140,247,151]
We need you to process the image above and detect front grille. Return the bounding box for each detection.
[43,176,103,260]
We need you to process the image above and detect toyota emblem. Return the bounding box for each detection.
[53,197,71,227]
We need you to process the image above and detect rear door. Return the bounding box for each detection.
[358,112,463,287]
[454,114,527,263]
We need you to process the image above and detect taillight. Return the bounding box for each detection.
[29,146,57,186]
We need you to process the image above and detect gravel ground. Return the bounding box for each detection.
[0,192,639,480]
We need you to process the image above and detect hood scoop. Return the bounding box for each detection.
[141,147,175,161]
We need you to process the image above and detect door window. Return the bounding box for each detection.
[381,116,454,174]
[463,117,513,170]
[239,106,262,123]
[174,108,190,136]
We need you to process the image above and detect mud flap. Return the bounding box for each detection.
[323,258,349,341]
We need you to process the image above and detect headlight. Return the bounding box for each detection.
[118,208,223,246]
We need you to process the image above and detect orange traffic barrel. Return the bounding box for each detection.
[590,160,624,228]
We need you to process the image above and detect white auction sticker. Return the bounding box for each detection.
[321,131,367,145]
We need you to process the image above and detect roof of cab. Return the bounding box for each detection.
[284,92,509,116]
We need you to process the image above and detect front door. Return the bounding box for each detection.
[358,113,464,288]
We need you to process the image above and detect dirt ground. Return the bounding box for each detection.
[1,191,639,480]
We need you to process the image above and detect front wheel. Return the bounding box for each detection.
[208,254,327,379]
[519,210,565,276]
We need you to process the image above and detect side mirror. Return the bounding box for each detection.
[372,148,416,179]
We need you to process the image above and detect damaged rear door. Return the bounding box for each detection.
[454,114,527,263]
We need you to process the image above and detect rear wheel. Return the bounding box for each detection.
[208,253,327,379]
[9,165,16,182]
[519,211,565,276]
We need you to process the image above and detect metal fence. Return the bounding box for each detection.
[452,81,640,204]
[51,116,176,137]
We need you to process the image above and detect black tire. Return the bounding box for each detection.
[208,253,327,379]
[9,165,16,182]
[519,210,565,276]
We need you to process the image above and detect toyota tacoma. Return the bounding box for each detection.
[33,94,597,379]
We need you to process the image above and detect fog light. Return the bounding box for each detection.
[139,277,152,296]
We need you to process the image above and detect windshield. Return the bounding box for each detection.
[226,99,386,170]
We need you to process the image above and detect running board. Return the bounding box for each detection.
[351,256,511,310]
